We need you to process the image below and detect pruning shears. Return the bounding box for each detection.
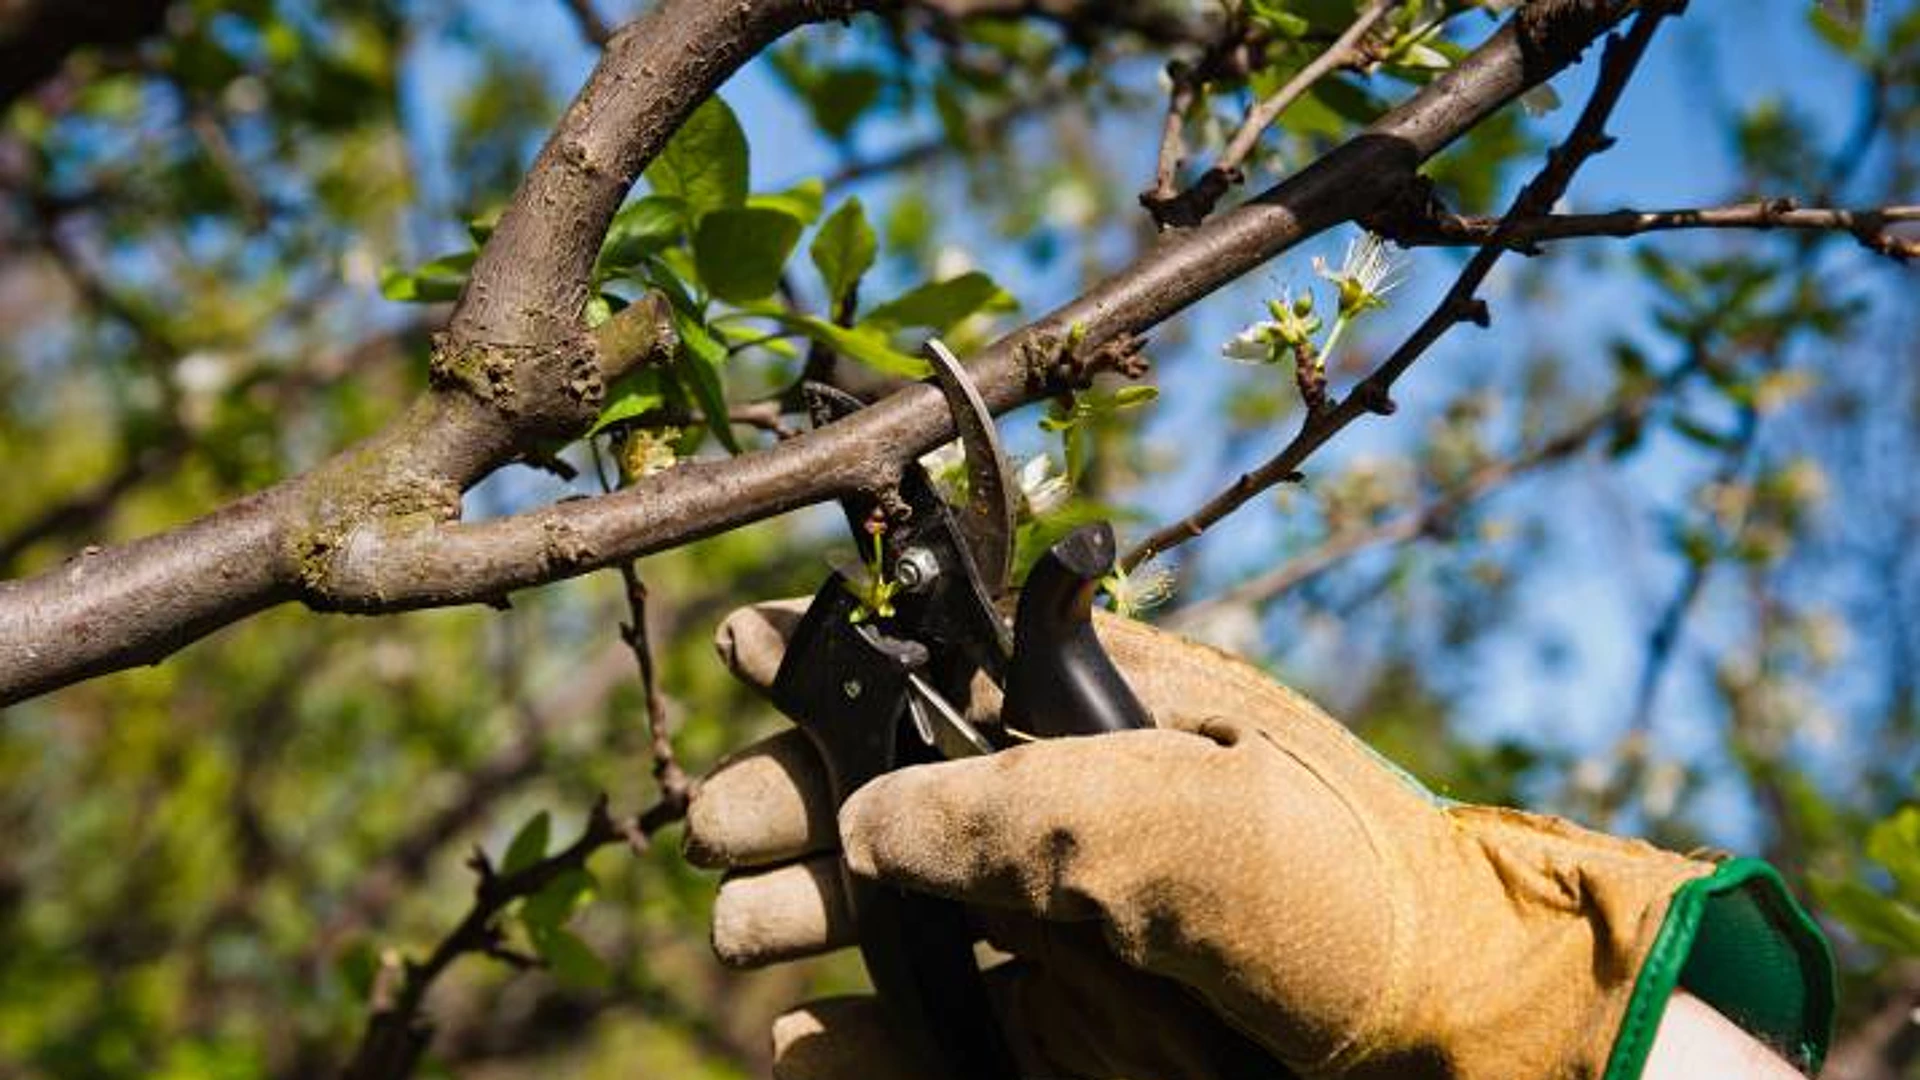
[769,339,1158,1080]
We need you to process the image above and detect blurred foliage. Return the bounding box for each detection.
[0,0,1917,1076]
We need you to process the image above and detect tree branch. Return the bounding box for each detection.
[1123,0,1680,572]
[0,0,1645,704]
[341,794,677,1080]
[1387,198,1920,260]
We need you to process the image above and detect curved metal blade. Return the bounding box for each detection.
[922,339,1015,595]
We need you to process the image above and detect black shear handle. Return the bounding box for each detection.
[1003,522,1151,737]
[770,579,1020,1080]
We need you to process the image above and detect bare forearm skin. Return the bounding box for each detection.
[1645,992,1808,1079]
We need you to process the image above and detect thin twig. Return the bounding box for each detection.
[1217,0,1398,176]
[1142,1,1399,228]
[1625,405,1760,735]
[1389,198,1920,261]
[616,563,692,822]
[588,443,693,823]
[1122,3,1681,572]
[821,88,1066,192]
[1144,59,1200,210]
[341,795,677,1080]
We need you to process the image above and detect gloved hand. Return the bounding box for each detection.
[686,602,1832,1080]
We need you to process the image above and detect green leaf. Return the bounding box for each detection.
[810,198,877,312]
[646,95,748,221]
[693,207,805,304]
[379,251,474,303]
[749,178,824,224]
[672,310,742,453]
[522,867,596,934]
[1867,807,1920,903]
[531,926,611,988]
[1813,877,1920,955]
[1245,0,1308,38]
[598,195,686,276]
[864,271,1013,333]
[1808,4,1866,57]
[636,250,700,313]
[1307,78,1386,127]
[588,369,666,436]
[807,68,885,141]
[336,938,379,1002]
[467,209,501,246]
[501,810,550,876]
[773,313,928,379]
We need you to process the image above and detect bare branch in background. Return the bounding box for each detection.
[342,795,679,1080]
[1624,409,1759,738]
[1170,342,1714,629]
[1389,198,1920,261]
[1124,1,1682,573]
[617,564,693,833]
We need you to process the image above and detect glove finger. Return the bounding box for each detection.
[686,727,837,870]
[712,854,856,967]
[771,995,920,1080]
[713,597,811,693]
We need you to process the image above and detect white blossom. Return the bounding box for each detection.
[1222,284,1319,363]
[1015,454,1071,517]
[1221,321,1282,362]
[1102,561,1175,619]
[1314,232,1405,318]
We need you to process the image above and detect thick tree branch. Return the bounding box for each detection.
[453,0,865,353]
[303,2,1646,612]
[0,0,1643,703]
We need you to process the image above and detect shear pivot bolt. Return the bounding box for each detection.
[842,679,862,700]
[895,547,941,592]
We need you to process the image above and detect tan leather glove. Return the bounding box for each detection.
[688,602,1833,1080]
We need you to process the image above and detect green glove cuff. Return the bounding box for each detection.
[1604,857,1835,1079]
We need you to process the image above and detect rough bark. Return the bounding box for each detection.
[0,0,1641,706]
